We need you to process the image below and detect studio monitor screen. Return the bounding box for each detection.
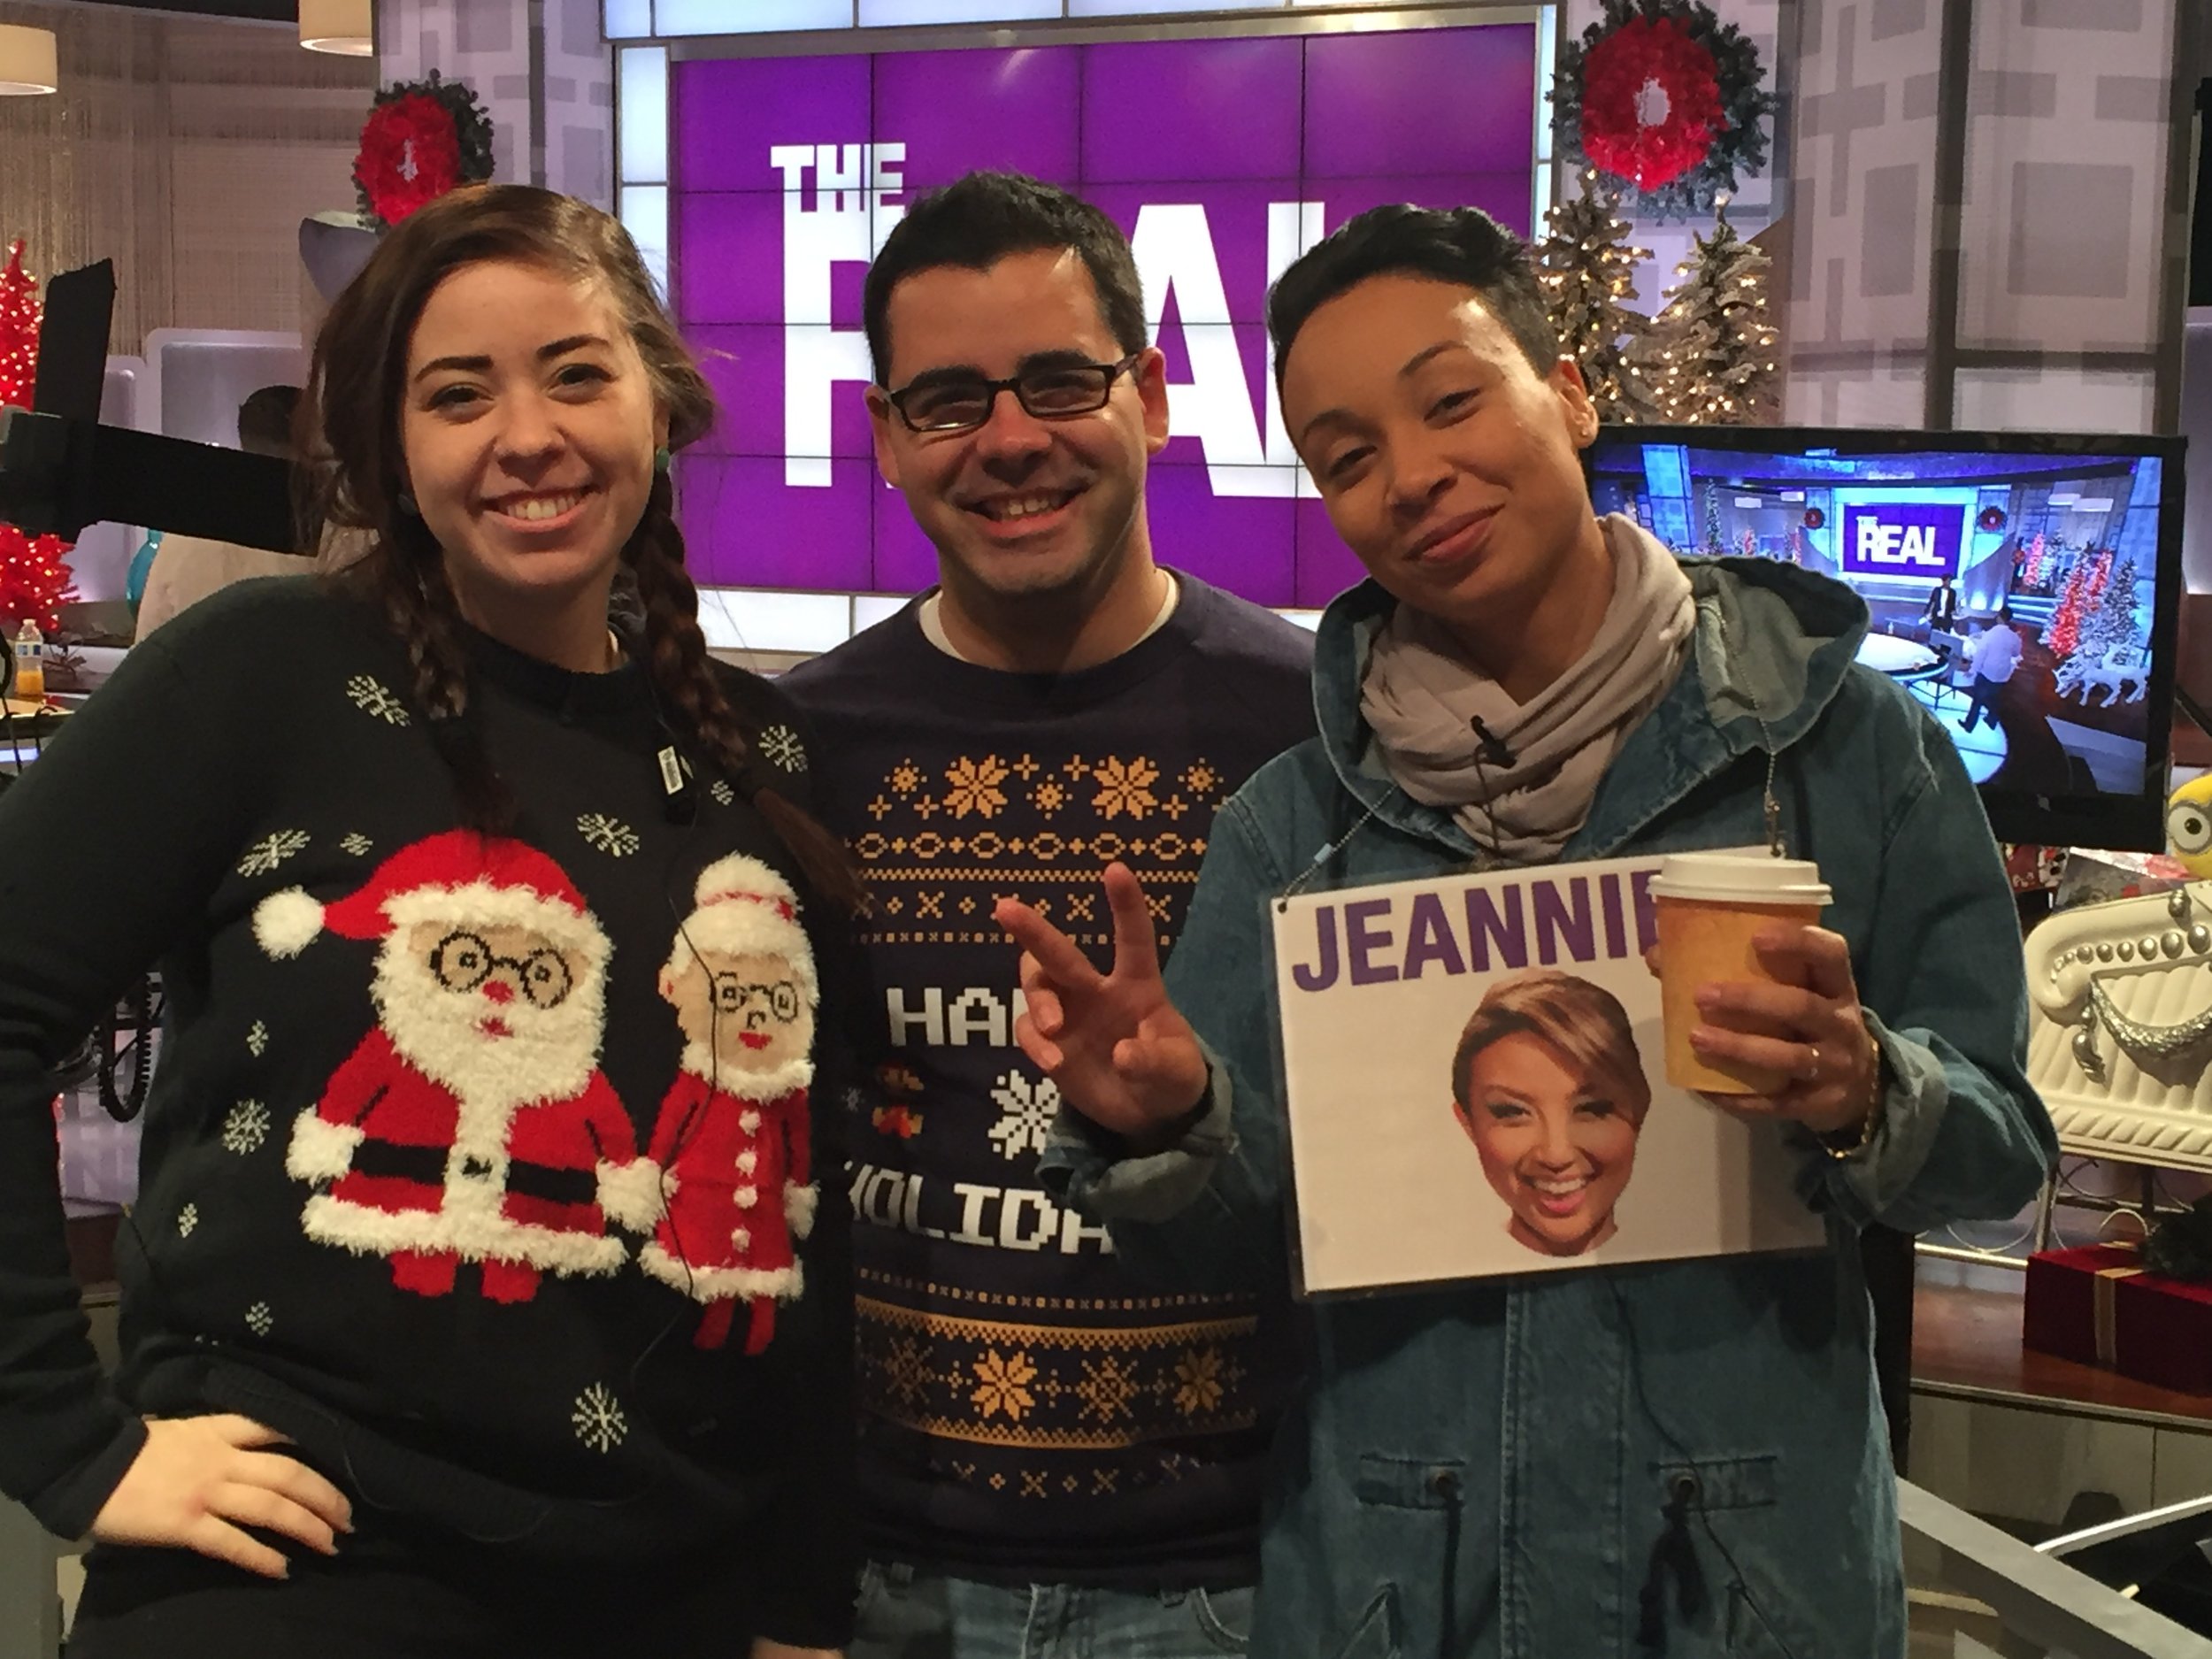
[1589,426,2185,852]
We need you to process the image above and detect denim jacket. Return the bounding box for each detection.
[1041,549,2055,1659]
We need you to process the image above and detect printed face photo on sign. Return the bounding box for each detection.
[1448,971,1651,1259]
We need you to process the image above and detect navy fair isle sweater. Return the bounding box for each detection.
[783,572,1314,1587]
[0,580,857,1647]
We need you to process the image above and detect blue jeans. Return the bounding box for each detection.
[849,1563,1253,1659]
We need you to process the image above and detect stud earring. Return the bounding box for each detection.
[653,445,672,474]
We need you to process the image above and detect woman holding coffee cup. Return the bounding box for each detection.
[1450,971,1651,1258]
[999,204,2053,1658]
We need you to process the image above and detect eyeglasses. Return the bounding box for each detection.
[883,354,1143,434]
[429,929,574,1009]
[711,974,802,1024]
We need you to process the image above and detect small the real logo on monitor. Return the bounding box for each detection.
[1840,500,1966,577]
[1855,515,1947,570]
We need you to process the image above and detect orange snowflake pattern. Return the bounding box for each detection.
[972,1349,1039,1422]
[942,755,1010,818]
[1091,757,1160,820]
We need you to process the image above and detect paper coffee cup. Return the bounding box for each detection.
[1647,852,1834,1095]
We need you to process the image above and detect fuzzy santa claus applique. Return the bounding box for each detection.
[254,830,661,1304]
[639,854,818,1354]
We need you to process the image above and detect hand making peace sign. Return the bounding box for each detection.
[994,863,1210,1146]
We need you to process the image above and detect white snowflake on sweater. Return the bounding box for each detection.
[987,1071,1060,1162]
[244,1302,273,1337]
[177,1203,198,1239]
[236,830,310,878]
[246,1022,267,1058]
[758,724,807,773]
[339,833,373,858]
[222,1100,271,1155]
[345,675,410,726]
[710,780,735,808]
[572,1383,628,1454]
[576,813,641,858]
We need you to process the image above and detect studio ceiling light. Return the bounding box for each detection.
[0,26,58,96]
[299,0,373,57]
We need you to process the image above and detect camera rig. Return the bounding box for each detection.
[0,260,298,555]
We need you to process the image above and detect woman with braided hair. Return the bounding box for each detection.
[0,185,861,1657]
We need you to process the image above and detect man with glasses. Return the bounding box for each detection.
[781,171,1313,1658]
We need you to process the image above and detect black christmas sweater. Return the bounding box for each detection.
[0,578,858,1647]
[781,573,1314,1587]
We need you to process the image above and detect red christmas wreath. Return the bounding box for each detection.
[353,72,495,230]
[1552,0,1773,221]
[1581,17,1723,191]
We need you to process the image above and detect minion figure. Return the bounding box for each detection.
[2168,773,2212,878]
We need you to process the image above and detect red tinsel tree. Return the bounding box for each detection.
[2084,548,2114,611]
[0,242,78,637]
[2044,557,2092,658]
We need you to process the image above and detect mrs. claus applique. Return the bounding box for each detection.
[640,854,818,1354]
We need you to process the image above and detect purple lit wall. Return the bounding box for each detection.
[670,25,1538,607]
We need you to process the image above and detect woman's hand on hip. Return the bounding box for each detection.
[995,862,1209,1145]
[91,1413,353,1578]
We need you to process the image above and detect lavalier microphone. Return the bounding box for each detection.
[1470,716,1517,770]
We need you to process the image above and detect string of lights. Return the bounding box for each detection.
[0,241,81,637]
[1631,195,1780,426]
[1537,169,1656,423]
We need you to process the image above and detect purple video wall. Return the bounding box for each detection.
[670,25,1538,607]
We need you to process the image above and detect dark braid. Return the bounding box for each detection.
[340,533,518,835]
[626,481,863,912]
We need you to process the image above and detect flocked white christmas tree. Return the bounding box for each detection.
[1631,196,1779,426]
[1536,170,1655,423]
[2077,552,2145,663]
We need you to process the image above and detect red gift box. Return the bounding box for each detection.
[2024,1243,2212,1394]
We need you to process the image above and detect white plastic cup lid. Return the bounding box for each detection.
[1647,851,1832,907]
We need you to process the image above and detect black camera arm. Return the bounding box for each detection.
[0,259,297,555]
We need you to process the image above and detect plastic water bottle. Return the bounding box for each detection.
[12,619,43,703]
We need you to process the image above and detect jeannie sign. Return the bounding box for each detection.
[1271,856,1824,1295]
[668,25,1538,604]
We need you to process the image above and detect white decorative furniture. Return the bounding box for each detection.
[2025,883,2212,1194]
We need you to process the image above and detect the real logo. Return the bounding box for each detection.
[1855,516,1949,569]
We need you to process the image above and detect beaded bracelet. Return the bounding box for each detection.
[1818,1028,1888,1160]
